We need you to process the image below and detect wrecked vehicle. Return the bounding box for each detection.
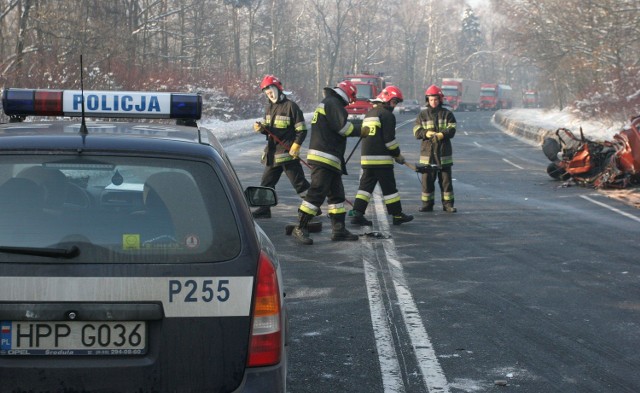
[543,115,640,188]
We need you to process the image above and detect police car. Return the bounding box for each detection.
[0,89,287,392]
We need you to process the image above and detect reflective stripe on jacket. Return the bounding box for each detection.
[412,105,456,167]
[306,94,356,173]
[360,104,400,168]
[261,97,307,166]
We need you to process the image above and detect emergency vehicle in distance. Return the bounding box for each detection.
[342,72,386,125]
[523,90,540,108]
[479,83,513,110]
[0,88,287,393]
[440,78,482,111]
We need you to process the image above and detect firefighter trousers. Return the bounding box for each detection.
[261,160,310,197]
[299,165,347,216]
[421,166,454,207]
[353,167,402,216]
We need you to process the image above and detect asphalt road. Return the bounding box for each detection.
[225,110,640,393]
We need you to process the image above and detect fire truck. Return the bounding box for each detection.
[479,83,513,110]
[342,73,386,125]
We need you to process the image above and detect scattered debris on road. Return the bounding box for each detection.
[543,115,640,188]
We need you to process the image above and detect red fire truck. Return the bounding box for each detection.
[342,73,386,125]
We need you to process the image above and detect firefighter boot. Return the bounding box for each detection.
[252,206,271,218]
[392,212,414,225]
[292,211,314,245]
[331,214,359,241]
[350,210,372,226]
[419,203,434,212]
[443,204,457,213]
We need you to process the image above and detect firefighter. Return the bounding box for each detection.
[252,75,310,218]
[413,85,457,213]
[350,86,414,226]
[291,80,363,245]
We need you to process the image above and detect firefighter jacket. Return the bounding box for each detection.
[260,96,307,166]
[360,103,401,168]
[307,90,358,174]
[412,104,456,167]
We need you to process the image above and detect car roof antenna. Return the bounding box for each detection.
[79,55,88,135]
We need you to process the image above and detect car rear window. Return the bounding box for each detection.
[0,155,240,263]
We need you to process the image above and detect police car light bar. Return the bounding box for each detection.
[1,88,202,120]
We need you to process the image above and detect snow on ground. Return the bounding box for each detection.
[500,108,627,142]
[198,117,259,145]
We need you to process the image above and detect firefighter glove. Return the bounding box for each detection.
[253,122,262,132]
[425,131,436,139]
[394,154,406,165]
[289,142,301,158]
[436,132,445,141]
[360,126,370,138]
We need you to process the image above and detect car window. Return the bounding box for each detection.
[0,155,240,263]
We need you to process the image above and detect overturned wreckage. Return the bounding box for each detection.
[543,115,640,188]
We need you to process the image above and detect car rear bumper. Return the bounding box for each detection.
[233,360,287,393]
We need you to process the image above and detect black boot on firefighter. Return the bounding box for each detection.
[392,212,414,225]
[331,213,359,241]
[292,211,314,245]
[252,206,271,218]
[443,203,457,213]
[350,210,372,226]
[419,203,434,212]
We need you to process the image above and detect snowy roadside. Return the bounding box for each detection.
[492,108,630,146]
[496,108,627,142]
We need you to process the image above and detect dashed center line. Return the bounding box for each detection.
[502,158,524,169]
[580,194,640,223]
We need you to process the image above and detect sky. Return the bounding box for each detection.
[199,107,629,146]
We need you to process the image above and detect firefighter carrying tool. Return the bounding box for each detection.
[252,75,311,219]
[256,124,323,234]
[291,80,364,245]
[349,86,414,227]
[257,122,312,169]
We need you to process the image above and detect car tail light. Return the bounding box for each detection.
[247,251,282,367]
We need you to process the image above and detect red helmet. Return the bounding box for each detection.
[425,85,444,101]
[260,75,283,91]
[337,80,358,104]
[376,86,404,103]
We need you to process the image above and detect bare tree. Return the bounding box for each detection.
[308,0,356,92]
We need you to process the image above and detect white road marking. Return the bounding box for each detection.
[502,158,524,169]
[398,119,414,128]
[580,195,640,223]
[363,191,450,393]
[363,247,406,393]
[473,141,482,147]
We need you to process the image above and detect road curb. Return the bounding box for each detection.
[493,111,555,145]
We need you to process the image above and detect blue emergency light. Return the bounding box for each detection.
[2,88,202,120]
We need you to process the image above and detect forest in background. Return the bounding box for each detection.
[0,0,638,122]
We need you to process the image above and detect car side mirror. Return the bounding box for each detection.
[244,186,278,207]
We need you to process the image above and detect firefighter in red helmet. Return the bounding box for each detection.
[252,75,310,218]
[290,80,364,245]
[413,84,457,213]
[350,86,414,226]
